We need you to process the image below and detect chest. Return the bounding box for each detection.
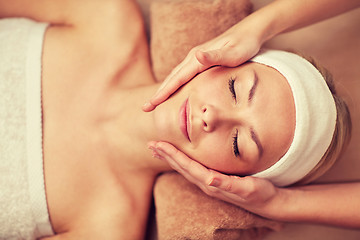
[45,159,154,238]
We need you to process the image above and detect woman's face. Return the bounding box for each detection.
[153,62,295,175]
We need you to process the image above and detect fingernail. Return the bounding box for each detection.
[154,147,164,154]
[143,102,152,109]
[151,150,166,161]
[148,146,159,157]
[202,51,210,58]
[208,178,221,187]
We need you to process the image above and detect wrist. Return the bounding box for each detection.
[235,10,278,47]
[243,0,300,45]
[260,187,302,222]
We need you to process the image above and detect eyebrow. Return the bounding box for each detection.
[234,71,263,159]
[248,72,258,103]
[248,72,263,158]
[251,128,264,158]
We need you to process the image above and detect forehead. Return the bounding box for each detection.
[249,62,296,165]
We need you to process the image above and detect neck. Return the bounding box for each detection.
[102,83,173,178]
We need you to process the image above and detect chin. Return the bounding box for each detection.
[152,106,176,142]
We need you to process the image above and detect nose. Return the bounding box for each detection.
[201,105,239,132]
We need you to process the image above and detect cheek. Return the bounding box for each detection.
[153,91,185,143]
[185,136,236,173]
[189,70,228,99]
[196,81,226,102]
[153,101,175,138]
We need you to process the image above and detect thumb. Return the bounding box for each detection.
[196,48,250,67]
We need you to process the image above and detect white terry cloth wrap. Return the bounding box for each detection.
[26,20,54,238]
[0,18,53,239]
[250,49,337,187]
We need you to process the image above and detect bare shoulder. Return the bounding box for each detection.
[0,0,143,28]
[41,0,149,87]
[0,0,146,56]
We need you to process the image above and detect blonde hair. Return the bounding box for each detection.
[291,52,352,185]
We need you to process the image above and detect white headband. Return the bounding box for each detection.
[250,49,337,187]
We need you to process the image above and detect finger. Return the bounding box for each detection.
[154,142,215,184]
[154,61,186,97]
[159,57,189,89]
[150,65,200,105]
[207,173,246,197]
[206,176,256,205]
[156,148,208,187]
[211,175,277,205]
[196,49,223,66]
[149,141,215,189]
[154,141,261,199]
[153,142,267,206]
[142,60,188,112]
[155,144,210,183]
[198,48,244,67]
[142,102,156,112]
[145,54,209,111]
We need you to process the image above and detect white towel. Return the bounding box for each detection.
[0,18,53,239]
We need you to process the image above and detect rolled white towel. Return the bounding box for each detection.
[0,18,53,239]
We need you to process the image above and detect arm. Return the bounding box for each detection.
[143,0,360,112]
[0,0,143,41]
[249,0,360,44]
[276,182,360,228]
[149,141,360,228]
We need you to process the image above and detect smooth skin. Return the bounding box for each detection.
[150,141,360,228]
[143,0,360,112]
[146,0,360,229]
[0,1,298,238]
[0,0,165,239]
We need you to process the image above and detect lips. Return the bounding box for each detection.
[179,98,191,141]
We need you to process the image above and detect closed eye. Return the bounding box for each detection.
[232,129,240,157]
[228,76,237,102]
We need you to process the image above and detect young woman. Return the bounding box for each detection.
[0,0,351,239]
[144,0,360,229]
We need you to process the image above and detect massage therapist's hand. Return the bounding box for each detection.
[142,21,262,112]
[142,0,360,112]
[150,141,360,228]
[148,141,283,217]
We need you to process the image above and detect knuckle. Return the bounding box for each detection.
[223,181,233,192]
[189,47,199,55]
[246,179,257,193]
[219,176,233,190]
[199,185,210,194]
[196,64,204,73]
[182,159,192,170]
[188,160,198,169]
[206,187,220,196]
[243,180,259,199]
[211,51,222,62]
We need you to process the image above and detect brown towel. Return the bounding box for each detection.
[154,173,282,240]
[150,0,252,81]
